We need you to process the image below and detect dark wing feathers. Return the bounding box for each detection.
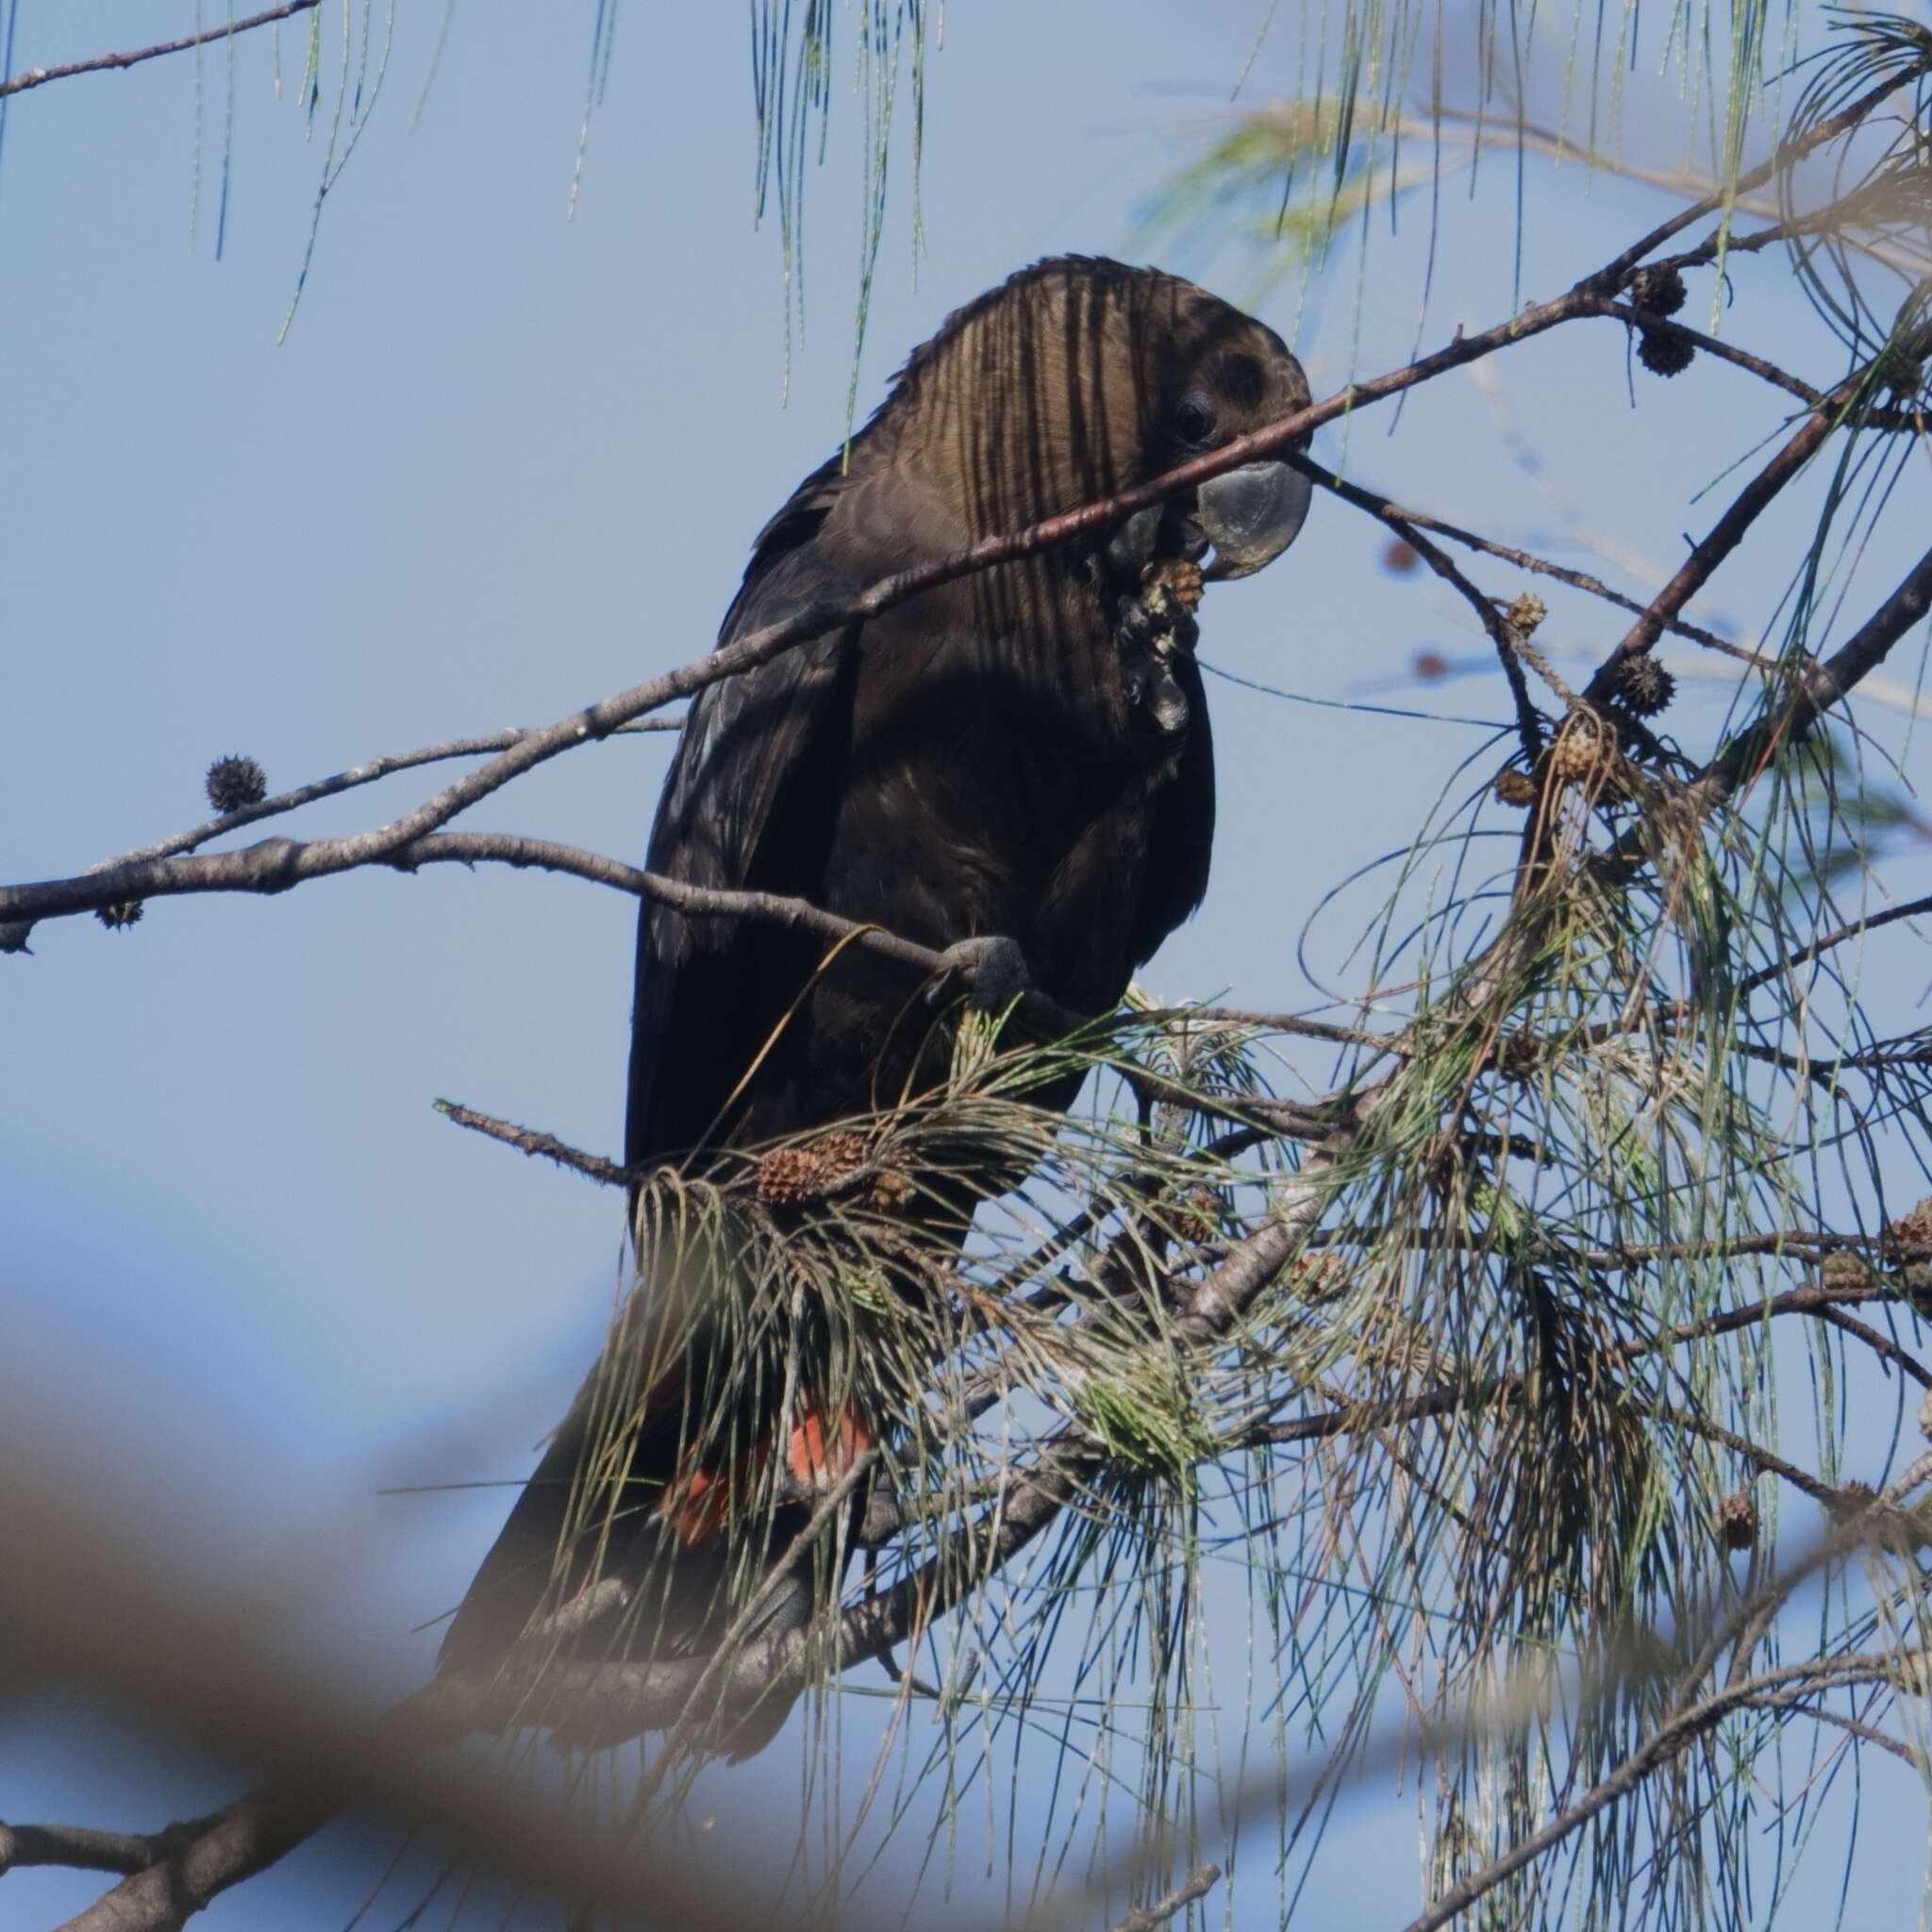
[624,482,862,1168]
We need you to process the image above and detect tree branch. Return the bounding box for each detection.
[1583,64,1926,294]
[1634,1399,1840,1504]
[0,1821,202,1879]
[1807,1302,1932,1390]
[1247,1275,1928,1458]
[1741,889,1932,994]
[1400,1653,1907,1932]
[0,2,323,99]
[1296,456,1547,759]
[1583,296,1828,405]
[1131,1003,1388,1049]
[1696,543,1932,806]
[1736,1691,1916,1765]
[2,814,1338,1137]
[112,721,680,874]
[433,1101,635,1189]
[1295,475,1755,663]
[1581,373,1865,698]
[1101,1863,1223,1932]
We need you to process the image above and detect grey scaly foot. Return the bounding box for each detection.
[927,935,1031,1011]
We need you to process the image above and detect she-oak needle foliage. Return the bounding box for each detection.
[9,5,1932,1931]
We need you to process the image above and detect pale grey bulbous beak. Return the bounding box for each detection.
[1198,458,1312,580]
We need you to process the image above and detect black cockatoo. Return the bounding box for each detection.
[440,257,1311,1753]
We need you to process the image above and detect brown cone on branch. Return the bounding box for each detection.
[1628,262,1688,317]
[1638,326,1696,377]
[1506,591,1548,635]
[755,1129,871,1207]
[1717,1490,1758,1552]
[206,755,269,814]
[1609,654,1676,718]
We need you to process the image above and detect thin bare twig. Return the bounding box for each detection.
[433,1102,634,1189]
[1698,543,1932,805]
[1302,479,1756,661]
[0,2,323,99]
[1584,65,1925,294]
[1296,455,1548,758]
[1736,1692,1916,1765]
[1582,372,1867,697]
[1634,1400,1840,1504]
[1808,1302,1932,1389]
[1247,1274,1928,1457]
[103,720,681,875]
[1636,1279,1929,1373]
[1100,1863,1223,1932]
[1587,297,1826,404]
[1743,889,1932,992]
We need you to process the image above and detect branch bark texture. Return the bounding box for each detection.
[0,2,323,99]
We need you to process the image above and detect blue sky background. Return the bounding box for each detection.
[3,2,1930,1926]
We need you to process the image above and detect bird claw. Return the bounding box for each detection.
[927,935,1031,1011]
[854,1476,904,1547]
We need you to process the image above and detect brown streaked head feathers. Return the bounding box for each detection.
[823,255,1311,567]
